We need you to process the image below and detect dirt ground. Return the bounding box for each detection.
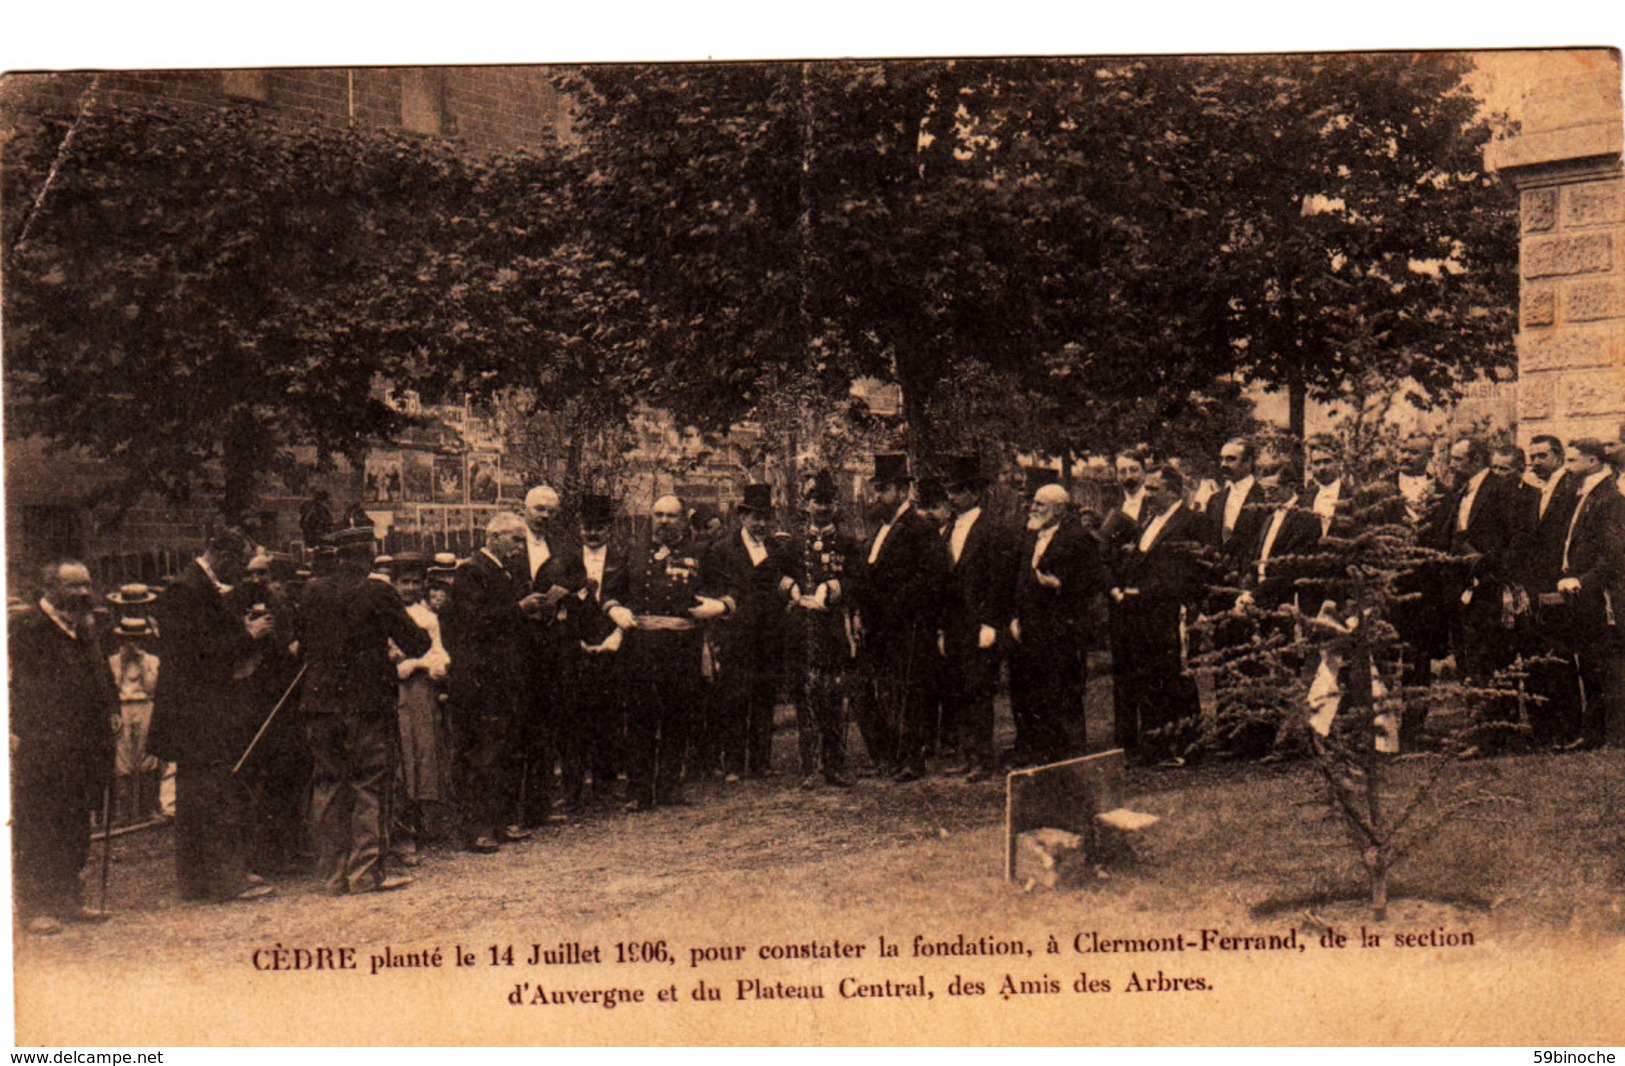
[12,669,1625,1045]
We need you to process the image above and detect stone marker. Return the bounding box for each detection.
[1004,749,1125,882]
[1094,807,1162,864]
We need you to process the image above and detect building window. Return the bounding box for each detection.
[400,70,444,135]
[220,70,270,102]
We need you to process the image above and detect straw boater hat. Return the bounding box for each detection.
[391,551,429,573]
[112,616,154,639]
[106,583,158,607]
[427,552,459,586]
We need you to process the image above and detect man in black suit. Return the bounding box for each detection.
[853,453,949,781]
[515,484,587,830]
[441,512,535,853]
[564,494,628,810]
[1555,439,1625,749]
[1202,438,1268,576]
[148,527,276,903]
[705,483,797,779]
[1518,434,1583,746]
[1110,465,1204,765]
[298,526,429,895]
[9,560,119,934]
[787,471,862,788]
[938,456,1013,779]
[602,495,730,810]
[1441,437,1520,683]
[1008,482,1103,767]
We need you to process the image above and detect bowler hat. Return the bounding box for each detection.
[579,494,616,527]
[737,484,774,514]
[107,583,158,607]
[870,453,912,486]
[943,454,990,490]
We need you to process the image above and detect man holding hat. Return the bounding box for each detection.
[565,494,628,810]
[787,471,862,788]
[940,456,1014,781]
[298,525,430,894]
[704,483,797,779]
[853,453,949,781]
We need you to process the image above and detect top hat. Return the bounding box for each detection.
[579,494,616,527]
[942,454,989,490]
[870,453,913,486]
[112,615,154,639]
[807,469,839,504]
[737,484,774,514]
[106,583,158,607]
[915,478,948,508]
[1023,465,1063,495]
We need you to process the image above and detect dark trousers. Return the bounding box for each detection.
[563,651,623,806]
[1577,633,1625,747]
[12,762,96,918]
[862,626,935,773]
[794,667,849,776]
[945,629,999,771]
[1113,610,1198,761]
[1009,636,1084,767]
[623,631,701,806]
[716,627,783,775]
[515,643,572,827]
[452,698,517,845]
[175,759,252,901]
[244,742,310,875]
[306,711,392,894]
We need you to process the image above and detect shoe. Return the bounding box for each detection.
[395,852,424,868]
[500,825,532,842]
[1155,757,1187,770]
[944,762,972,776]
[245,872,267,885]
[799,775,819,791]
[893,767,922,783]
[363,875,414,893]
[1456,745,1482,761]
[621,800,647,813]
[723,772,741,784]
[964,767,991,783]
[234,884,275,902]
[25,916,63,936]
[67,907,112,924]
[469,837,502,853]
[823,772,854,789]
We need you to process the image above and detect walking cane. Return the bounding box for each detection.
[97,779,113,917]
[233,663,308,776]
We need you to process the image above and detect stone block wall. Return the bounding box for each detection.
[1490,60,1625,449]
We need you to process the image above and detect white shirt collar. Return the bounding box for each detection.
[196,556,230,594]
[38,597,80,639]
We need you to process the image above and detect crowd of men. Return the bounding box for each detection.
[10,432,1625,934]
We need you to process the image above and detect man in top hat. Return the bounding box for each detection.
[566,494,628,810]
[602,495,731,810]
[703,483,797,780]
[440,513,535,852]
[147,527,276,903]
[939,455,1014,780]
[1553,439,1625,750]
[853,453,949,781]
[297,525,430,894]
[514,484,587,830]
[910,476,954,760]
[10,559,120,934]
[787,470,862,788]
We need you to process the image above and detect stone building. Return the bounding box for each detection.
[1487,57,1625,448]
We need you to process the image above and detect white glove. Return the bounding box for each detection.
[1009,619,1021,643]
[397,659,419,681]
[608,605,637,629]
[1034,569,1062,590]
[978,624,996,650]
[825,579,841,603]
[689,596,728,621]
[1558,577,1581,596]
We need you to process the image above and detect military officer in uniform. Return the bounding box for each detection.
[602,495,730,810]
[787,471,861,788]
